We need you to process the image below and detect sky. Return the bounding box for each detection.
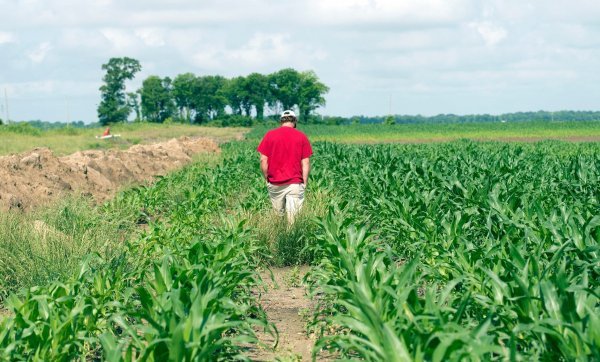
[1,0,600,123]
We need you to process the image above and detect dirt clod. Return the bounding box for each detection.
[20,153,42,169]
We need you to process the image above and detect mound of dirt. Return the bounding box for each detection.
[0,137,219,211]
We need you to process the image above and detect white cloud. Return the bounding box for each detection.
[309,0,474,26]
[3,79,99,98]
[100,28,136,50]
[0,31,16,44]
[189,33,327,73]
[190,47,222,70]
[27,42,53,63]
[135,28,166,47]
[229,33,300,65]
[4,80,55,97]
[470,21,507,46]
[60,29,104,49]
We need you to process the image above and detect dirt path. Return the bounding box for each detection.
[250,266,314,361]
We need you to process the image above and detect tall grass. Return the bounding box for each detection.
[242,187,331,266]
[0,151,223,303]
[0,196,135,302]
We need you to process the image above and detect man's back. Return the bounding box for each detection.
[257,126,312,185]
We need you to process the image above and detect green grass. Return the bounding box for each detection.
[0,150,224,303]
[249,121,600,143]
[0,122,248,156]
[0,196,136,302]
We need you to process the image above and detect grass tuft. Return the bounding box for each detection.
[0,196,135,303]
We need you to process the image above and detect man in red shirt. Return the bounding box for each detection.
[257,110,313,223]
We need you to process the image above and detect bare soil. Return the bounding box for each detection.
[249,266,315,361]
[0,136,219,211]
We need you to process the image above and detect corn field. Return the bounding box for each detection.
[306,141,599,361]
[0,139,599,361]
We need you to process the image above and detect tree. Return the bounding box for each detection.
[222,76,246,115]
[268,68,328,122]
[140,76,175,123]
[97,57,142,125]
[245,73,270,121]
[384,115,395,125]
[192,75,227,123]
[224,73,271,120]
[269,68,302,113]
[298,70,329,121]
[172,73,197,123]
[127,91,141,122]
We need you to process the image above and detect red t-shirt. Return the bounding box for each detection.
[257,126,313,185]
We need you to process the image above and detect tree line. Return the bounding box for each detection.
[97,57,329,126]
[317,110,600,125]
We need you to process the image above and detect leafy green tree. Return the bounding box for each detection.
[97,57,141,125]
[193,75,227,123]
[224,74,271,120]
[140,76,175,123]
[172,73,197,123]
[127,91,141,122]
[222,76,246,115]
[245,73,270,121]
[384,115,395,125]
[268,68,328,122]
[269,68,302,112]
[298,70,329,121]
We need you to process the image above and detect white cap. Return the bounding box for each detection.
[280,110,296,119]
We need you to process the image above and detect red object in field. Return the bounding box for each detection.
[102,127,111,136]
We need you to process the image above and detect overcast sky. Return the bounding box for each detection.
[1,0,599,122]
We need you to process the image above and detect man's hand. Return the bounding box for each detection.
[260,154,269,182]
[301,157,310,187]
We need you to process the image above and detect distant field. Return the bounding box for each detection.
[4,121,599,157]
[249,121,600,143]
[0,123,248,156]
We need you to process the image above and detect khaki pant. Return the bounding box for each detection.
[267,183,305,223]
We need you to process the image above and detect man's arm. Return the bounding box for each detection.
[302,157,310,186]
[260,154,269,181]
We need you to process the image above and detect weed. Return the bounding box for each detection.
[284,266,301,288]
[275,352,302,362]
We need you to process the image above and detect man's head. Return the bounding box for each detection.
[280,110,297,127]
